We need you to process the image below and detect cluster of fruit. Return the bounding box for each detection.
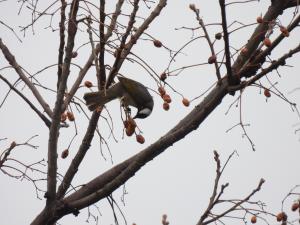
[249,201,299,224]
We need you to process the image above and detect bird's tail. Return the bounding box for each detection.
[83,83,121,111]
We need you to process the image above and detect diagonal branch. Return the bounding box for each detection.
[106,0,140,88]
[63,78,229,209]
[56,110,101,199]
[237,13,300,80]
[104,0,125,42]
[219,0,233,81]
[0,38,53,117]
[190,6,221,80]
[0,74,51,128]
[231,0,290,75]
[105,0,167,87]
[202,178,265,225]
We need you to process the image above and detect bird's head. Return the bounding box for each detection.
[133,100,154,119]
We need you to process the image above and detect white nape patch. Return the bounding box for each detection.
[139,108,151,116]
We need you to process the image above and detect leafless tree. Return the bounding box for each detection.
[0,0,300,225]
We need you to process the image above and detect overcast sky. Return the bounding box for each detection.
[1,1,300,225]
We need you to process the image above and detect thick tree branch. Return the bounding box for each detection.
[237,13,300,79]
[64,78,229,210]
[47,0,79,205]
[231,0,290,74]
[229,42,300,92]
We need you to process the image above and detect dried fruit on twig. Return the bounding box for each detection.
[263,38,272,47]
[256,16,263,23]
[153,39,162,48]
[71,51,78,58]
[182,98,190,107]
[128,117,137,128]
[61,113,67,122]
[291,202,299,211]
[276,212,287,222]
[189,4,196,11]
[163,102,170,111]
[162,214,169,225]
[280,26,289,37]
[162,94,172,103]
[208,55,217,64]
[215,33,222,40]
[123,120,129,129]
[158,86,166,96]
[125,117,136,136]
[264,88,271,98]
[67,111,75,121]
[251,216,257,224]
[160,72,167,81]
[126,126,135,136]
[61,149,69,159]
[84,80,93,88]
[136,134,145,144]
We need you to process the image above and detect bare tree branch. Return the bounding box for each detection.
[47,0,80,205]
[0,74,51,128]
[0,39,53,117]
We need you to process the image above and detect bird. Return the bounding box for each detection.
[83,76,154,119]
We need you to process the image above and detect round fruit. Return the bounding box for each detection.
[256,16,263,23]
[280,26,289,37]
[158,86,166,96]
[251,215,257,224]
[182,98,190,107]
[123,120,129,128]
[84,80,93,88]
[208,55,217,64]
[264,88,271,98]
[162,94,172,103]
[125,126,135,136]
[136,134,145,144]
[215,33,222,40]
[61,113,67,122]
[276,212,287,222]
[128,117,137,129]
[71,51,78,58]
[160,72,167,81]
[189,4,196,11]
[61,149,69,159]
[263,38,272,47]
[153,39,162,48]
[67,111,75,121]
[163,102,170,111]
[291,202,299,211]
